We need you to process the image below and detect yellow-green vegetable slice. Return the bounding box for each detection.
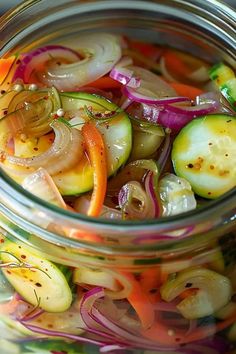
[0,241,72,312]
[172,114,236,199]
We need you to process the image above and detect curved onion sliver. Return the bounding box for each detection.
[74,195,122,220]
[2,120,84,175]
[118,181,155,219]
[0,88,60,150]
[159,173,197,217]
[122,65,177,105]
[22,167,67,208]
[12,45,81,84]
[160,268,232,319]
[40,33,122,90]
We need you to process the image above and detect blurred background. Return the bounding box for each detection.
[0,0,235,14]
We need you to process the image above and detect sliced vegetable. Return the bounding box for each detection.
[0,56,19,92]
[35,34,122,90]
[12,45,81,85]
[172,114,236,198]
[110,56,141,88]
[73,267,120,292]
[119,272,155,330]
[160,268,232,319]
[22,167,67,208]
[28,304,84,335]
[170,82,204,100]
[0,241,72,312]
[121,65,178,105]
[81,122,107,217]
[209,63,236,111]
[0,87,60,150]
[2,120,84,176]
[86,76,122,90]
[159,173,197,216]
[162,49,210,83]
[53,92,132,195]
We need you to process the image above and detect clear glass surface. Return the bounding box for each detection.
[0,1,235,353]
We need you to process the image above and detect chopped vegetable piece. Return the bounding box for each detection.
[81,122,107,217]
[160,268,232,319]
[0,241,72,312]
[172,114,236,198]
[209,63,236,111]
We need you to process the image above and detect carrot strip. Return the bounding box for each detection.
[81,122,107,217]
[142,310,236,346]
[140,268,162,303]
[179,288,198,300]
[69,229,102,243]
[170,82,204,100]
[128,40,162,60]
[120,271,155,330]
[0,56,17,85]
[88,76,122,89]
[0,294,20,315]
[163,50,192,78]
[184,312,236,343]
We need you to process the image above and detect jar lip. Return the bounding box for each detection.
[1,168,235,231]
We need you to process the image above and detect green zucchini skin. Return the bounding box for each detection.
[0,241,72,312]
[53,92,132,195]
[209,63,236,111]
[172,114,236,199]
[8,92,132,195]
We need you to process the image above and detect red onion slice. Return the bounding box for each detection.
[141,99,220,132]
[121,65,178,102]
[144,171,162,218]
[157,102,219,131]
[118,181,155,219]
[12,45,81,84]
[110,56,141,88]
[20,321,105,346]
[123,85,189,105]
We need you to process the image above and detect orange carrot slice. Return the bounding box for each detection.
[0,56,17,86]
[120,271,155,330]
[170,82,204,100]
[81,122,107,217]
[88,76,122,90]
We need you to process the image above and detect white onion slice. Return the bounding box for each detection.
[159,173,197,216]
[0,87,61,150]
[22,167,67,208]
[74,195,122,220]
[40,33,122,90]
[123,86,189,105]
[188,66,209,82]
[2,120,84,175]
[159,57,177,82]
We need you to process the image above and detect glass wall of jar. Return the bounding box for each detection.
[0,1,235,353]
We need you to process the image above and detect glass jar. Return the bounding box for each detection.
[0,0,236,353]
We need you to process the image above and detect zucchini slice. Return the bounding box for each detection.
[55,92,132,195]
[9,93,132,195]
[172,114,236,199]
[209,63,236,111]
[0,241,72,312]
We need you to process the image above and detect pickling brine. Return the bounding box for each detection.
[0,2,236,353]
